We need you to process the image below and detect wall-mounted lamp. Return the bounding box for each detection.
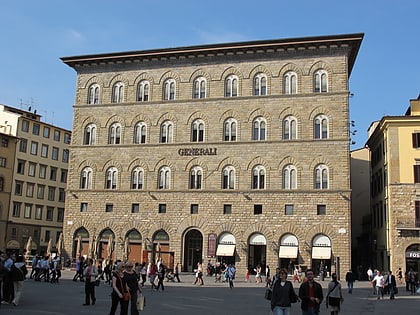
[239,192,252,200]
[147,191,157,200]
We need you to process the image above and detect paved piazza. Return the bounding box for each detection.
[2,270,419,314]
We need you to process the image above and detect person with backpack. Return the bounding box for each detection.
[10,255,28,306]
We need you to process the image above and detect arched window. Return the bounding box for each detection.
[253,73,267,96]
[314,70,328,93]
[283,116,297,140]
[193,77,206,99]
[80,167,93,189]
[83,123,96,145]
[252,165,265,189]
[105,167,118,189]
[131,167,144,189]
[225,75,238,97]
[133,122,147,144]
[158,166,171,189]
[223,118,237,141]
[88,84,100,104]
[190,166,202,189]
[314,164,329,189]
[137,80,150,102]
[314,115,328,139]
[160,121,173,143]
[252,117,266,141]
[108,123,121,144]
[163,79,176,100]
[191,119,205,142]
[222,166,235,189]
[283,71,297,94]
[112,81,124,103]
[283,164,297,189]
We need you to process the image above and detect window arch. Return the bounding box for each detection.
[193,77,206,99]
[88,83,100,104]
[191,119,205,142]
[160,120,173,143]
[253,73,267,96]
[314,70,328,93]
[80,167,93,189]
[83,123,96,145]
[314,115,328,139]
[163,79,176,100]
[283,116,297,140]
[252,165,265,189]
[105,167,118,189]
[314,164,329,189]
[222,165,235,189]
[225,75,238,97]
[137,80,150,102]
[190,166,202,189]
[283,71,297,94]
[252,116,266,140]
[108,123,121,144]
[133,122,147,144]
[158,166,171,189]
[131,167,144,189]
[223,118,237,141]
[112,81,124,103]
[283,164,297,189]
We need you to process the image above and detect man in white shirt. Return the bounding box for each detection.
[372,270,385,299]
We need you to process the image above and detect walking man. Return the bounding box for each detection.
[299,269,323,315]
[226,263,236,289]
[345,269,355,294]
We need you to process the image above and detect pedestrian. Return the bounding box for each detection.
[270,268,298,315]
[109,262,129,315]
[124,261,141,315]
[326,273,343,315]
[372,270,385,299]
[10,254,28,307]
[226,263,236,289]
[367,267,373,281]
[83,258,98,306]
[148,262,158,290]
[197,262,204,285]
[139,262,147,286]
[73,257,84,282]
[345,269,355,294]
[156,263,165,291]
[407,268,417,295]
[266,265,271,287]
[396,268,403,284]
[2,252,15,304]
[255,264,262,283]
[386,270,396,300]
[298,269,323,315]
[245,267,250,283]
[174,263,181,282]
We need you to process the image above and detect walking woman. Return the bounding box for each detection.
[83,258,98,306]
[326,273,343,315]
[270,268,298,315]
[124,261,142,315]
[109,262,129,315]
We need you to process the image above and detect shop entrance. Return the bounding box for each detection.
[405,244,420,272]
[183,229,203,272]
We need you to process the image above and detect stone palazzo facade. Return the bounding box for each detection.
[61,33,363,279]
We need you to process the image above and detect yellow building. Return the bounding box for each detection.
[0,104,70,255]
[61,33,363,279]
[366,95,420,273]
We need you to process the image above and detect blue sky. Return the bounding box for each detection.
[1,0,419,148]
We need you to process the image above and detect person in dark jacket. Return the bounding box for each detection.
[299,269,323,315]
[345,269,355,294]
[271,268,298,315]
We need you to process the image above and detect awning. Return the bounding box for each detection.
[216,244,235,256]
[279,246,298,258]
[312,247,331,259]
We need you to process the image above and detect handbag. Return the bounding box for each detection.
[265,288,272,300]
[137,294,146,311]
[95,277,100,286]
[328,296,340,307]
[123,292,130,301]
[394,286,398,294]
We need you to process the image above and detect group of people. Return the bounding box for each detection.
[269,268,344,315]
[30,255,62,283]
[0,252,28,307]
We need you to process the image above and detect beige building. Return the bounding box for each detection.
[61,33,363,279]
[0,104,71,255]
[366,96,420,273]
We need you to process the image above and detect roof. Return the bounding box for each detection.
[61,33,364,75]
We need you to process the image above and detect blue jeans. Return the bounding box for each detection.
[347,281,354,293]
[273,306,290,315]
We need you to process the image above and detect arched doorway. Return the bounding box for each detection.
[98,229,115,261]
[311,234,332,278]
[73,227,89,259]
[153,230,174,270]
[405,244,420,272]
[279,234,299,274]
[248,233,266,271]
[183,229,203,272]
[125,229,142,264]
